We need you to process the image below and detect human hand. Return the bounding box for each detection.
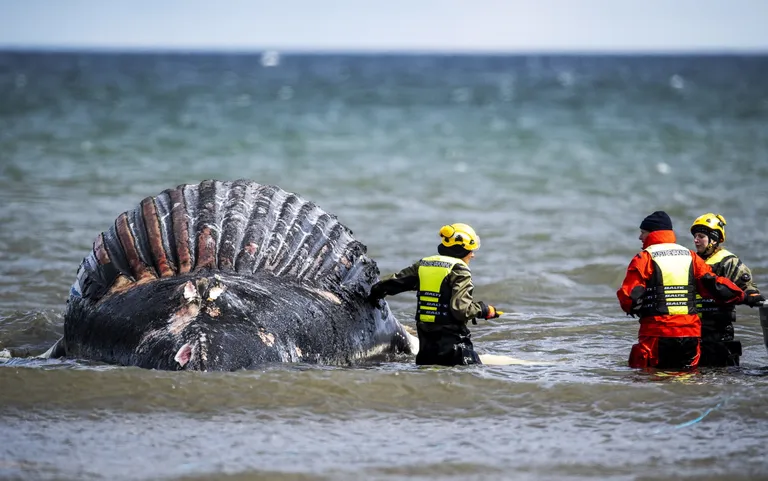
[367,284,386,307]
[367,294,383,308]
[626,297,643,318]
[743,290,765,308]
[479,302,501,320]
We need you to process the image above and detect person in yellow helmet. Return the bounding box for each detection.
[367,223,500,366]
[690,213,764,366]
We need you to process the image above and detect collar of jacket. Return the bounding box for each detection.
[642,230,677,249]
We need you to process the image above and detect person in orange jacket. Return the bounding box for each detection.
[617,211,744,369]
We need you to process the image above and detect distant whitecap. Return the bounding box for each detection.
[656,162,670,174]
[669,74,685,90]
[454,162,468,173]
[261,50,280,67]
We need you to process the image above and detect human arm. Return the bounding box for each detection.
[367,262,420,303]
[692,255,745,305]
[448,265,498,322]
[720,256,763,306]
[616,252,652,314]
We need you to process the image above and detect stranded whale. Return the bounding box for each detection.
[45,179,417,370]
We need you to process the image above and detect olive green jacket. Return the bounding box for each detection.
[707,248,759,293]
[370,259,484,323]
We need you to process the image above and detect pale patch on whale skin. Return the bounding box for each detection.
[137,302,201,355]
[306,288,342,305]
[400,324,420,354]
[168,304,200,335]
[102,274,137,300]
[259,330,276,347]
[199,333,209,364]
[173,333,210,369]
[183,281,199,302]
[174,343,194,367]
[137,328,168,354]
[207,285,225,301]
[403,330,419,354]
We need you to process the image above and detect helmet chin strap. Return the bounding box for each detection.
[703,240,719,258]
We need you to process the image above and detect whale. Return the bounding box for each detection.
[45,179,417,370]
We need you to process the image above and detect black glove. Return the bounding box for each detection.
[626,295,643,318]
[743,290,765,308]
[478,301,500,320]
[367,283,385,307]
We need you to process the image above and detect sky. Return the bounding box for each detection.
[1,0,767,53]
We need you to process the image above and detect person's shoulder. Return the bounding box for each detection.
[406,260,423,271]
[451,262,472,276]
[720,249,741,262]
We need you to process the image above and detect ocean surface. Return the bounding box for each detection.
[1,51,767,481]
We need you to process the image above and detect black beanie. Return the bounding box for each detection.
[639,211,673,232]
[437,243,470,259]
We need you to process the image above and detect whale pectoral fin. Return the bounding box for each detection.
[478,354,554,366]
[405,329,419,355]
[38,337,66,359]
[393,322,419,355]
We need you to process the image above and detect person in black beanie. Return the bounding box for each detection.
[617,211,745,369]
[367,223,500,366]
[638,210,673,233]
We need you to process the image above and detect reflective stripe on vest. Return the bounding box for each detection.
[641,243,696,316]
[696,249,737,315]
[416,255,466,323]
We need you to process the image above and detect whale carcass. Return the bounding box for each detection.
[48,179,417,370]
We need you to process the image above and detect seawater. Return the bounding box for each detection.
[1,51,767,481]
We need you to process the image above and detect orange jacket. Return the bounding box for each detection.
[617,230,744,337]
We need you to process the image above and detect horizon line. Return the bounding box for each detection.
[2,44,768,56]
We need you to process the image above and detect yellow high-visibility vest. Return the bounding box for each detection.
[416,255,467,323]
[641,243,696,316]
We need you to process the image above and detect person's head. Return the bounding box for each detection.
[690,213,726,257]
[638,211,673,242]
[437,223,480,263]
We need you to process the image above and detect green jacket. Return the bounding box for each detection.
[370,258,485,324]
[698,247,760,340]
[711,251,759,293]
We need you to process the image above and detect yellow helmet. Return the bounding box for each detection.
[690,213,726,243]
[439,223,480,251]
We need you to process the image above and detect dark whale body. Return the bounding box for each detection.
[52,179,415,370]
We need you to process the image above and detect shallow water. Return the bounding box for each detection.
[1,51,767,480]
